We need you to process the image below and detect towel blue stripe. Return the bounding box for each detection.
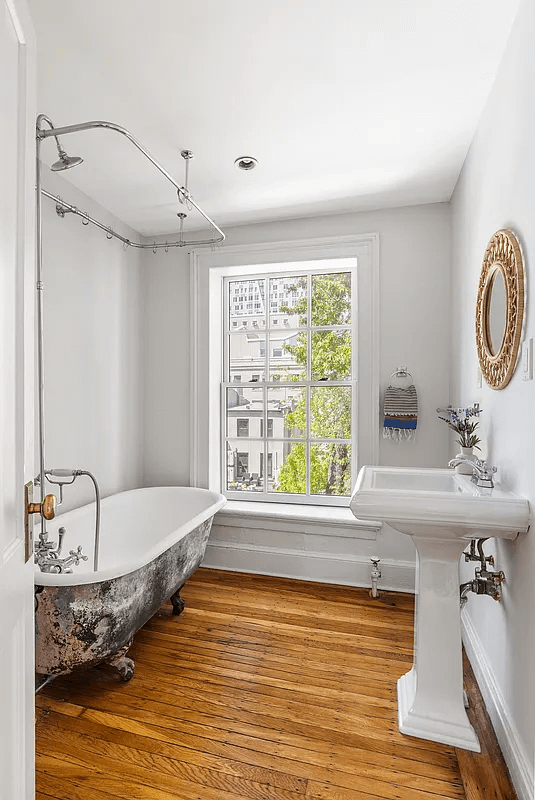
[383,418,417,429]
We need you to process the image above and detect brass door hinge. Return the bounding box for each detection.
[24,481,34,563]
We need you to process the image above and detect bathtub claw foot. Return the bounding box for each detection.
[107,641,135,681]
[171,585,185,616]
[117,656,135,682]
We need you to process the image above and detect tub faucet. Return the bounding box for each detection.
[448,457,497,489]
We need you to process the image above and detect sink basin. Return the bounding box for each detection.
[351,466,529,540]
[351,466,530,752]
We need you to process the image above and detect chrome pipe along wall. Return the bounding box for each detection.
[34,114,226,568]
[37,118,226,245]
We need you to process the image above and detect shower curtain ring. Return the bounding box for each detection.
[153,243,157,254]
[165,243,169,253]
[82,214,89,226]
[123,240,130,251]
[107,228,113,240]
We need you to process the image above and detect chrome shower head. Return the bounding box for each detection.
[50,145,83,172]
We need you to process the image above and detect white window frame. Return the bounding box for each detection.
[190,234,380,508]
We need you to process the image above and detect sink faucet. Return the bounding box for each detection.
[448,457,497,489]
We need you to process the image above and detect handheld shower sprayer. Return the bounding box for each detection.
[35,468,101,574]
[47,468,78,478]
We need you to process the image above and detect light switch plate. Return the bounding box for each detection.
[521,338,533,381]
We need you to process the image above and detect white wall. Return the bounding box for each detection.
[42,171,144,510]
[450,0,534,793]
[142,202,452,584]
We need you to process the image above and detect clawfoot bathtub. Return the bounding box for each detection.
[34,486,225,680]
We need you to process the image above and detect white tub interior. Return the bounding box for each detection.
[35,486,225,587]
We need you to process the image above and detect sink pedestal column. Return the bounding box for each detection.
[397,536,480,752]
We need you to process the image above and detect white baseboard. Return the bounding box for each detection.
[462,612,534,800]
[202,539,415,593]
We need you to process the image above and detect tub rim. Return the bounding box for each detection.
[34,485,226,587]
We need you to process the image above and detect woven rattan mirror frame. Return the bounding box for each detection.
[476,229,524,390]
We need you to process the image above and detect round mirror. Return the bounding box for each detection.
[487,268,507,355]
[476,229,524,390]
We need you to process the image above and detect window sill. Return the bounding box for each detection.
[214,500,382,540]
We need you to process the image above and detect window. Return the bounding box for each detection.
[260,418,274,437]
[191,234,379,509]
[272,348,283,358]
[260,452,273,478]
[236,452,248,476]
[237,418,249,437]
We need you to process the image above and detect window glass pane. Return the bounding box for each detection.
[237,418,249,437]
[310,443,352,497]
[311,272,351,326]
[269,276,307,328]
[269,330,307,381]
[226,387,264,438]
[226,439,264,493]
[268,441,307,495]
[260,418,274,437]
[229,279,265,330]
[311,329,351,380]
[310,386,351,439]
[267,386,305,438]
[229,333,266,383]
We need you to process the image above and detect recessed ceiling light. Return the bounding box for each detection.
[235,156,258,171]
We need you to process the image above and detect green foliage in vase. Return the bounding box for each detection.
[438,408,482,451]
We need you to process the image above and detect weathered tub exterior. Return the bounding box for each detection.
[35,486,225,679]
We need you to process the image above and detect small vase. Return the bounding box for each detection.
[454,446,475,475]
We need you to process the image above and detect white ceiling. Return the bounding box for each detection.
[29,1,520,237]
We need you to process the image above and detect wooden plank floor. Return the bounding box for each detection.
[35,569,516,800]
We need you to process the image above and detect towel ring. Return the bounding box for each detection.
[389,366,414,381]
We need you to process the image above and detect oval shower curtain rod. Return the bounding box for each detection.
[42,189,222,250]
[37,116,225,249]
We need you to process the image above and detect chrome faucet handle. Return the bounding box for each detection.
[472,458,497,477]
[471,459,497,489]
[448,457,497,488]
[473,458,497,475]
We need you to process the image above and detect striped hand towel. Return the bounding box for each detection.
[383,384,418,440]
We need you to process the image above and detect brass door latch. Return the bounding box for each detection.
[28,493,56,520]
[25,485,56,564]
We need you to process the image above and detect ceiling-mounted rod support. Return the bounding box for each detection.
[37,118,225,244]
[42,189,222,249]
[181,149,193,194]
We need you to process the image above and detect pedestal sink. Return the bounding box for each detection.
[350,466,530,752]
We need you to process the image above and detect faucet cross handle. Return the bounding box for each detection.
[470,458,497,488]
[473,458,497,475]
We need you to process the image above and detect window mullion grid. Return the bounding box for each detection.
[223,266,356,504]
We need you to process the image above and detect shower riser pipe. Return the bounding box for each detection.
[35,127,46,536]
